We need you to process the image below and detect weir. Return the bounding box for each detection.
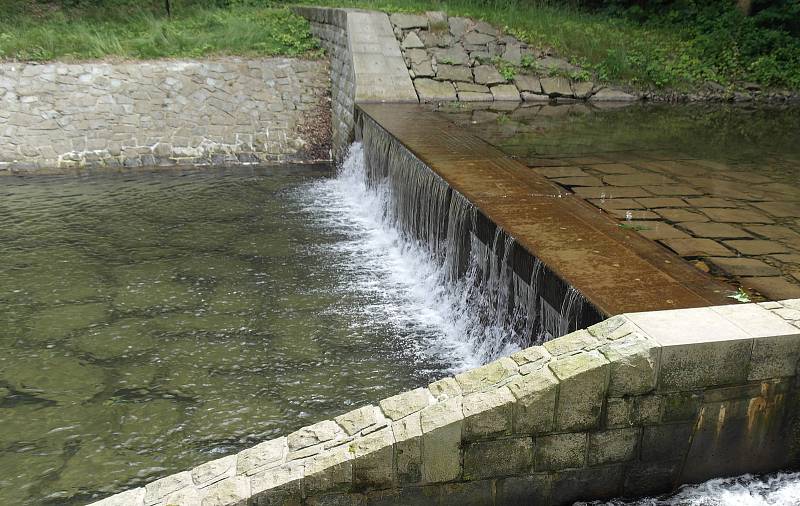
[355,104,733,339]
[357,112,602,348]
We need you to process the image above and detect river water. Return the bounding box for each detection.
[0,158,515,504]
[1,141,798,504]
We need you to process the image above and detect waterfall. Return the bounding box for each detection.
[339,115,602,363]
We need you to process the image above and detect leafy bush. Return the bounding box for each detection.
[616,1,800,88]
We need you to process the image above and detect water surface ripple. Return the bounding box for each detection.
[0,162,483,505]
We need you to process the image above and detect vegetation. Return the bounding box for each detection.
[299,0,800,91]
[2,0,799,92]
[0,0,320,61]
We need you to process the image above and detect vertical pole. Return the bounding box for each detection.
[737,0,753,16]
[165,0,171,18]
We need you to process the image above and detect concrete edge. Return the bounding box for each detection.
[89,299,800,505]
[293,6,418,105]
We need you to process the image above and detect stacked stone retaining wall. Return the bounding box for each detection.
[92,299,800,505]
[0,58,330,173]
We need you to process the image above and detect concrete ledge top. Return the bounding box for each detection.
[356,103,735,316]
[627,303,800,346]
[293,6,418,103]
[346,11,418,104]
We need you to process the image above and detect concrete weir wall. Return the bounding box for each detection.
[92,300,800,506]
[0,58,329,172]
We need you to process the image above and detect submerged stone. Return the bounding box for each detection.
[71,318,157,360]
[0,349,105,403]
[0,451,81,504]
[50,444,150,499]
[188,396,283,445]
[166,222,240,252]
[26,302,108,343]
[113,279,204,313]
[3,263,109,305]
[232,233,294,258]
[178,255,253,282]
[110,362,159,392]
[206,283,263,314]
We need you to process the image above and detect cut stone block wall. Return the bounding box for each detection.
[90,300,800,506]
[292,6,418,161]
[0,58,330,173]
[387,11,632,105]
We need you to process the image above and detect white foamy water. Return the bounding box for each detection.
[583,472,800,505]
[298,143,522,372]
[299,144,800,504]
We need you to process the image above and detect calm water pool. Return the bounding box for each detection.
[0,165,480,504]
[436,103,800,300]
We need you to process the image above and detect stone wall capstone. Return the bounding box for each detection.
[0,58,330,173]
[89,300,800,505]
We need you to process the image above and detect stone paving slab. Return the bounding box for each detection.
[431,102,800,301]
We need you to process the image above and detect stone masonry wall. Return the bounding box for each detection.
[91,300,800,506]
[295,7,354,162]
[388,11,633,104]
[293,6,418,161]
[0,58,329,173]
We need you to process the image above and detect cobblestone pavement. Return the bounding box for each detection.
[0,58,330,172]
[436,102,800,300]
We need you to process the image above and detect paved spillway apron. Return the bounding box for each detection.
[356,104,733,316]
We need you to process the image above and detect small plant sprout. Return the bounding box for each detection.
[618,223,650,232]
[728,287,751,303]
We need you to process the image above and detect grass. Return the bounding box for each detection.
[0,1,321,62]
[2,0,798,91]
[296,0,800,91]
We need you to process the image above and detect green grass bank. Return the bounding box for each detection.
[2,0,799,93]
[0,1,322,61]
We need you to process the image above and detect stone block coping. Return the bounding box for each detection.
[89,299,800,505]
